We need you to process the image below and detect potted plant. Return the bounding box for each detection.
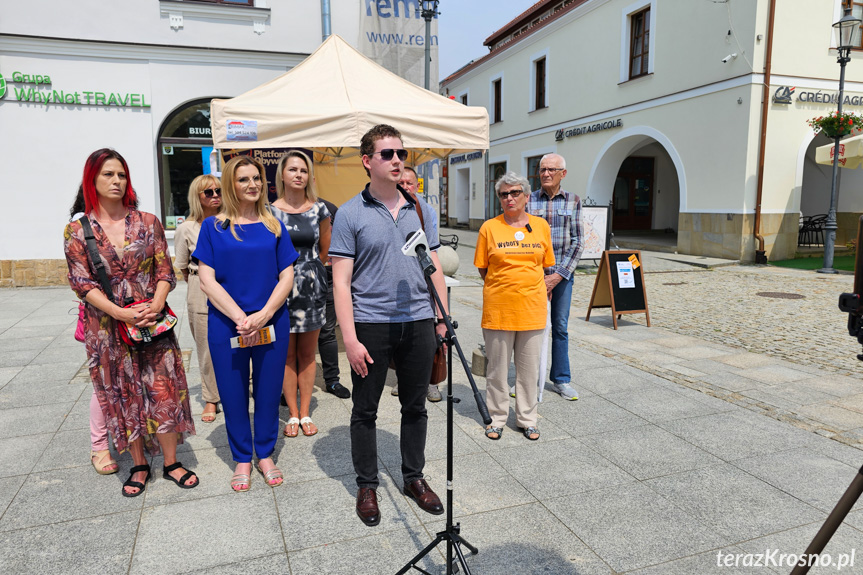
[807,111,863,138]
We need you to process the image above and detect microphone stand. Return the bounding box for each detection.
[397,252,492,575]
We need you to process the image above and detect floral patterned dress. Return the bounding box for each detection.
[64,210,195,455]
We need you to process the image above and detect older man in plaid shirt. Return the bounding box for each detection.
[528,153,583,400]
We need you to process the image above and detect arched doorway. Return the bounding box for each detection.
[157,98,222,230]
[588,127,684,247]
[797,132,863,248]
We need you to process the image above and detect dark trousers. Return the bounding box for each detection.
[351,319,435,489]
[317,267,340,385]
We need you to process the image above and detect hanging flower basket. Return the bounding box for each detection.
[807,111,863,138]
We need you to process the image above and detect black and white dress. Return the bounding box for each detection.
[269,202,330,333]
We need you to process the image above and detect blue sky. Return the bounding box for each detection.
[437,1,534,81]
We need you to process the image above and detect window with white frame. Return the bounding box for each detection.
[620,1,656,83]
[529,49,549,112]
[459,91,468,105]
[843,1,863,48]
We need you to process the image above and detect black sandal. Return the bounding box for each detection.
[521,427,540,441]
[122,464,151,498]
[163,461,198,489]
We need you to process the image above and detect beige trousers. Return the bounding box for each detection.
[187,275,219,404]
[482,328,544,429]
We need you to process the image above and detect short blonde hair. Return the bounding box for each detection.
[187,174,220,222]
[275,150,318,202]
[217,155,281,240]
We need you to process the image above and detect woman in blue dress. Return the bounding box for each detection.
[269,150,331,438]
[194,155,298,492]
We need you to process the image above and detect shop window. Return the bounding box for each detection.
[629,7,650,79]
[157,99,221,229]
[491,78,502,123]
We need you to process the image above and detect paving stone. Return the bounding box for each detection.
[0,382,86,409]
[0,403,73,438]
[576,365,659,396]
[0,349,41,368]
[0,475,26,519]
[130,489,282,574]
[0,465,143,531]
[797,403,863,431]
[425,503,615,575]
[580,424,723,480]
[489,438,635,500]
[731,365,817,385]
[545,481,729,572]
[273,471,423,551]
[734,448,859,513]
[184,554,291,575]
[627,546,752,575]
[660,410,819,461]
[539,395,649,437]
[645,464,825,541]
[603,386,725,423]
[0,511,139,575]
[0,433,58,478]
[0,336,54,353]
[286,525,439,575]
[734,521,863,574]
[6,361,86,387]
[0,367,22,390]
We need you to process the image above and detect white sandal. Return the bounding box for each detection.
[284,417,300,437]
[299,416,318,436]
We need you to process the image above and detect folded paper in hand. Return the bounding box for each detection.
[230,326,276,349]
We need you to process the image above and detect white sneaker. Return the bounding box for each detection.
[552,383,578,401]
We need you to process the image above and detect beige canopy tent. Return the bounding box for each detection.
[816,134,863,169]
[210,34,489,205]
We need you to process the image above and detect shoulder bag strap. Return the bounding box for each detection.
[400,188,426,234]
[78,216,116,304]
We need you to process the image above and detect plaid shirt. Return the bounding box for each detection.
[528,187,583,280]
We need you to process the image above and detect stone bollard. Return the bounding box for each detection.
[437,245,459,277]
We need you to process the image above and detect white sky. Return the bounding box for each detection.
[437,0,536,82]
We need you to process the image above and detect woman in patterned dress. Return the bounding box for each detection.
[269,151,331,437]
[64,148,197,497]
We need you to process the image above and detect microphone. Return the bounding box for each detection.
[220,218,230,230]
[525,223,533,233]
[402,229,436,276]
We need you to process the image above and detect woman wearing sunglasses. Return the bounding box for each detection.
[268,150,331,438]
[175,174,223,423]
[474,172,554,441]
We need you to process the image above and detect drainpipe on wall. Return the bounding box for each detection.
[321,0,331,41]
[753,0,776,265]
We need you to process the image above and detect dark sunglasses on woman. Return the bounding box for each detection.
[201,188,221,198]
[371,148,408,161]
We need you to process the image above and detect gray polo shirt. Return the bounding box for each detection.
[330,185,440,323]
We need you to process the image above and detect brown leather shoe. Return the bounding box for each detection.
[356,487,380,526]
[404,479,444,515]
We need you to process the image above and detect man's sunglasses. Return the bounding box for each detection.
[371,148,408,161]
[201,188,221,198]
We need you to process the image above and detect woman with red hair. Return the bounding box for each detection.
[64,148,197,497]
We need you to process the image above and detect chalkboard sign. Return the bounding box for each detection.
[581,206,611,260]
[586,250,650,329]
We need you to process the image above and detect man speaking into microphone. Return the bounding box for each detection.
[330,124,449,526]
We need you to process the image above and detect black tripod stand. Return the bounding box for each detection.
[397,256,492,575]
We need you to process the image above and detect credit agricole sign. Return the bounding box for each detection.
[0,70,151,108]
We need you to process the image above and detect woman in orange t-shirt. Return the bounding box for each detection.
[474,172,555,441]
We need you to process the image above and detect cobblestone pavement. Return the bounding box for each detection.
[571,264,862,379]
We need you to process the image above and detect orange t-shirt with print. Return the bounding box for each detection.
[474,214,555,331]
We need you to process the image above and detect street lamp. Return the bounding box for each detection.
[417,0,440,91]
[819,8,862,273]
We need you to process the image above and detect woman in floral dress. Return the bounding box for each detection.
[269,150,330,438]
[64,148,197,497]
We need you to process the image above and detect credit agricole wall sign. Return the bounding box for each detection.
[0,71,151,108]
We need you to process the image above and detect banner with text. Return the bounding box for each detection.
[359,0,438,88]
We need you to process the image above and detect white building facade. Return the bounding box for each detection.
[0,0,366,286]
[439,0,863,262]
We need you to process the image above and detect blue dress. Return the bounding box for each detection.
[193,217,299,463]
